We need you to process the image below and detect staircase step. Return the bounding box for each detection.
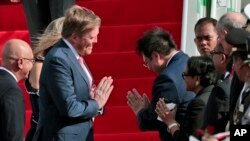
[94,106,140,133]
[105,77,155,106]
[25,106,161,141]
[85,52,156,79]
[0,22,181,54]
[0,0,182,30]
[78,0,183,26]
[94,132,160,141]
[19,76,155,110]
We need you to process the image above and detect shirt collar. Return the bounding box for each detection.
[62,38,80,60]
[0,67,18,82]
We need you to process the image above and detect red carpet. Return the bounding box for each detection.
[0,0,183,140]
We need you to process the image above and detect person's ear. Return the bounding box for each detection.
[17,58,24,69]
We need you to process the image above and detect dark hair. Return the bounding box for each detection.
[231,51,248,61]
[136,27,176,59]
[187,56,217,87]
[194,17,217,32]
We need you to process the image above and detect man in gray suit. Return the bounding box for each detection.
[33,5,114,141]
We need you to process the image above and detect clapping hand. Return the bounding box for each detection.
[93,76,114,109]
[126,88,150,115]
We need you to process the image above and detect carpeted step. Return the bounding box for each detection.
[0,22,181,54]
[94,131,160,141]
[104,77,155,106]
[94,106,141,133]
[0,0,183,30]
[85,52,156,79]
[19,76,156,111]
[25,106,161,140]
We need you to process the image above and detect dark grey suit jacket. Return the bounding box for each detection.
[203,75,230,133]
[33,40,99,141]
[0,69,25,141]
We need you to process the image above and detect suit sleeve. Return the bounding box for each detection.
[137,75,178,131]
[0,88,25,141]
[43,57,99,119]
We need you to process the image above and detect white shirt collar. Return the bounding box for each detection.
[62,38,80,59]
[166,51,179,67]
[0,67,18,82]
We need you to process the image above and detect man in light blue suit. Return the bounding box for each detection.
[33,5,114,141]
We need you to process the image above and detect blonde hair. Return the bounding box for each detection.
[62,5,101,38]
[33,17,65,60]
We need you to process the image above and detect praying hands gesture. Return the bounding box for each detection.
[126,88,150,115]
[92,76,114,109]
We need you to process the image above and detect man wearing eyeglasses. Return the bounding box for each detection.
[126,27,195,141]
[0,39,34,141]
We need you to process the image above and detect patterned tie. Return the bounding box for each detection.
[78,56,93,87]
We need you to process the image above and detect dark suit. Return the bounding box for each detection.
[0,69,25,141]
[22,0,75,47]
[172,85,214,141]
[229,73,244,125]
[137,51,195,141]
[33,39,99,141]
[203,74,230,133]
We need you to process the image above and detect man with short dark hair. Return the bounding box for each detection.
[126,27,195,141]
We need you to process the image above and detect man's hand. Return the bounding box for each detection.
[126,88,149,115]
[93,76,114,109]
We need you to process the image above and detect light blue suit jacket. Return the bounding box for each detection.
[33,39,99,141]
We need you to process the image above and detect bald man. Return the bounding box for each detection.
[216,12,247,55]
[0,39,34,141]
[216,12,248,126]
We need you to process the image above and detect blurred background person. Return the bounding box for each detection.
[203,43,231,133]
[194,17,218,56]
[216,12,248,126]
[0,39,34,141]
[24,17,65,141]
[226,28,250,125]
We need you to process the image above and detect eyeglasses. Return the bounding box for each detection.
[22,58,36,64]
[8,57,35,64]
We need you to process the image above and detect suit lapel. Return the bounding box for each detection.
[59,40,91,90]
